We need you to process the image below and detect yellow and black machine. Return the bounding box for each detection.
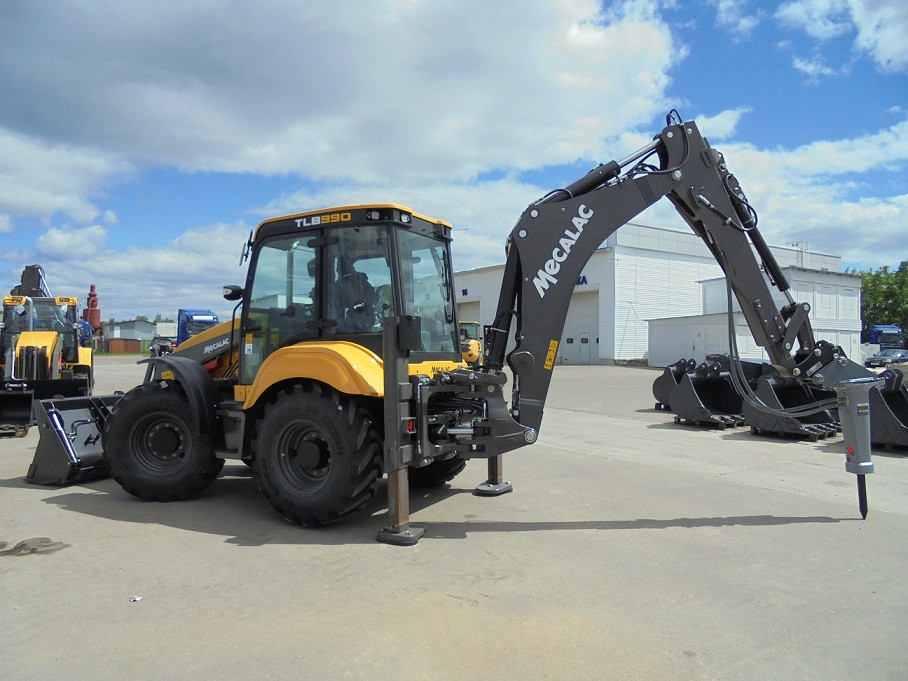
[0,265,97,483]
[1,293,94,432]
[38,116,883,544]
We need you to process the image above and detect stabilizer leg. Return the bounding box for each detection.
[475,455,513,496]
[377,467,424,545]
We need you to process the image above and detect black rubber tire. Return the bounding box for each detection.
[102,382,224,501]
[408,457,467,488]
[251,383,381,526]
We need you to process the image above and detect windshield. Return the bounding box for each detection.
[186,320,216,338]
[398,230,457,354]
[3,298,76,333]
[2,298,79,361]
[878,333,904,346]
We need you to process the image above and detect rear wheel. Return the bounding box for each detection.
[252,383,381,526]
[408,457,467,487]
[102,382,224,501]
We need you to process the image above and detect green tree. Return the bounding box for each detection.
[850,261,908,338]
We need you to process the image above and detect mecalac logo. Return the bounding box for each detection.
[532,204,594,298]
[203,338,231,355]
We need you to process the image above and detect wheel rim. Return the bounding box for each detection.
[276,420,332,487]
[129,412,188,473]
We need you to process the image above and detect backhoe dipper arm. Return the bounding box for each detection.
[487,120,804,428]
[478,117,879,517]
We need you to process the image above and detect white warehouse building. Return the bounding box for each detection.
[453,222,860,367]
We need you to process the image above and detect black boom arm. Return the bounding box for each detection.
[484,119,847,433]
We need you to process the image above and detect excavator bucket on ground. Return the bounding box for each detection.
[666,355,762,429]
[869,368,908,450]
[25,394,122,485]
[0,376,92,439]
[0,387,33,438]
[652,357,696,411]
[743,371,840,441]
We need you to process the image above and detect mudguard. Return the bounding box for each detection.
[141,355,220,434]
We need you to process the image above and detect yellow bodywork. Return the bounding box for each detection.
[15,331,58,356]
[234,340,464,408]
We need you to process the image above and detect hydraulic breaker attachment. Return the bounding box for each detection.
[652,357,695,411]
[668,355,760,429]
[869,368,908,450]
[26,394,122,485]
[833,376,881,519]
[0,387,34,438]
[743,371,840,441]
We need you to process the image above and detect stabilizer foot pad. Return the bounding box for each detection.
[376,525,425,546]
[474,480,513,496]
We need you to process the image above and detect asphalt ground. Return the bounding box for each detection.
[1,356,906,680]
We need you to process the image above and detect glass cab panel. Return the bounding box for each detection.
[240,224,395,383]
[398,230,458,355]
[240,235,319,383]
[239,216,457,384]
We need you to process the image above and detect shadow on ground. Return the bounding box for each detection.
[0,464,848,547]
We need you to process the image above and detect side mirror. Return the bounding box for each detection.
[223,284,244,301]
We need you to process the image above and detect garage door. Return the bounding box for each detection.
[559,291,599,365]
[457,301,480,326]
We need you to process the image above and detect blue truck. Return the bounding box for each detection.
[177,309,219,345]
[866,324,905,350]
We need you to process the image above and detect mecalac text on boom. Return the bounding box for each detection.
[532,205,594,298]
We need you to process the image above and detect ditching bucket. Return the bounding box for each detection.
[0,387,34,438]
[26,394,123,485]
[668,355,762,429]
[743,371,840,441]
[869,368,908,450]
[652,358,696,411]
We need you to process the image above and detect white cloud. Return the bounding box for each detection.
[848,0,908,72]
[711,119,908,268]
[0,215,12,234]
[36,222,252,320]
[775,0,908,73]
[711,0,765,39]
[792,55,839,79]
[694,107,752,139]
[0,127,133,224]
[775,0,852,40]
[36,225,108,259]
[0,0,681,191]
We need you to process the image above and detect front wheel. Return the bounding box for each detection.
[252,383,381,526]
[102,382,224,501]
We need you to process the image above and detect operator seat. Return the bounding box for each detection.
[335,270,376,333]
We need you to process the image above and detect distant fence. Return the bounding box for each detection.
[106,338,143,354]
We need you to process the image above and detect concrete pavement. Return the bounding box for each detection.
[1,358,905,680]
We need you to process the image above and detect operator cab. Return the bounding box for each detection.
[1,296,81,365]
[236,204,460,384]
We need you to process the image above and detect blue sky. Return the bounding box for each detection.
[1,0,905,321]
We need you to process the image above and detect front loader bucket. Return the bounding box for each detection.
[0,388,34,438]
[26,394,122,485]
[668,355,760,429]
[869,368,908,450]
[652,357,695,410]
[743,371,840,441]
[27,377,91,401]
